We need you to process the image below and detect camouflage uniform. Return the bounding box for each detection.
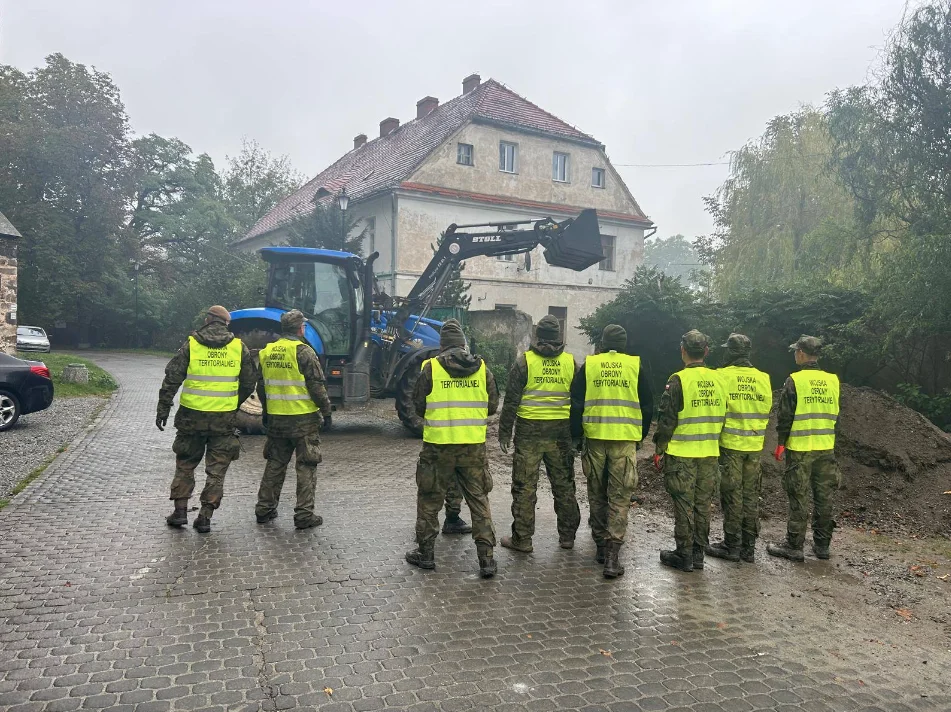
[255,323,333,529]
[653,335,721,569]
[569,327,654,548]
[411,347,500,551]
[775,360,840,551]
[157,319,256,518]
[498,326,581,549]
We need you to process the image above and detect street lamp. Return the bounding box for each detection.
[337,187,349,248]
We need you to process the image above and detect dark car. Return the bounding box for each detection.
[0,352,54,431]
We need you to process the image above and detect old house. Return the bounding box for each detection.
[0,211,20,354]
[237,75,653,350]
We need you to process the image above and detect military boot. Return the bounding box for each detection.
[660,548,695,572]
[559,537,575,550]
[740,534,756,563]
[692,545,705,570]
[166,499,188,527]
[500,535,533,553]
[442,514,472,535]
[602,541,625,579]
[193,514,212,534]
[595,543,606,564]
[256,510,277,524]
[706,540,741,562]
[405,545,435,570]
[812,541,831,560]
[766,540,805,562]
[477,545,497,578]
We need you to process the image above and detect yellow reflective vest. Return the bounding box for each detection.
[718,365,772,452]
[516,350,574,421]
[423,358,489,445]
[179,336,243,412]
[666,366,726,458]
[582,352,643,441]
[787,369,839,451]
[259,338,320,416]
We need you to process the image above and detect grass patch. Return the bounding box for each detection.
[0,448,64,509]
[16,352,118,397]
[90,347,176,358]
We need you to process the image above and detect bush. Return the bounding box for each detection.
[474,338,516,392]
[893,383,951,432]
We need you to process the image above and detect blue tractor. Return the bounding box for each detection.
[229,209,604,435]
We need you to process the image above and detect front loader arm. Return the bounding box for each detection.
[381,209,603,389]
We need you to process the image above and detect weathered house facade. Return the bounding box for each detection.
[0,211,20,354]
[237,75,653,350]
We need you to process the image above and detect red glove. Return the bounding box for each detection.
[773,444,786,461]
[653,454,664,471]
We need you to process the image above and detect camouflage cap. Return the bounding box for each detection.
[681,329,709,356]
[281,309,305,333]
[205,305,231,323]
[721,332,752,355]
[789,334,822,355]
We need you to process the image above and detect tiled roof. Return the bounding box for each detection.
[240,80,607,243]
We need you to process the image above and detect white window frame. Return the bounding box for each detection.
[552,152,570,183]
[592,167,606,188]
[599,235,616,272]
[457,143,473,166]
[499,141,518,173]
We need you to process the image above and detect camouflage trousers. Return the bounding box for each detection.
[415,442,496,549]
[256,433,323,527]
[664,454,718,552]
[444,479,465,519]
[783,449,840,548]
[509,430,580,544]
[169,431,240,512]
[718,448,763,548]
[581,439,637,545]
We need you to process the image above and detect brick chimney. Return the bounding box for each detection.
[462,73,481,94]
[379,117,400,137]
[353,134,367,149]
[416,96,438,119]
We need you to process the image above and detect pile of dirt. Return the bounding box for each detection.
[636,383,951,537]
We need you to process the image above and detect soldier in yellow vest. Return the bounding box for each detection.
[707,334,772,564]
[653,330,727,572]
[156,306,256,533]
[498,316,580,553]
[768,335,841,562]
[405,320,500,578]
[569,324,654,578]
[255,310,332,529]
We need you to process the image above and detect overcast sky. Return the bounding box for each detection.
[1,0,905,240]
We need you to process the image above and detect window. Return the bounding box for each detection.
[496,253,515,262]
[599,235,616,271]
[495,303,516,310]
[592,167,605,188]
[499,141,518,173]
[552,152,570,182]
[548,306,567,337]
[457,143,473,166]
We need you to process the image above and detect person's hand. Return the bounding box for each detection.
[156,415,167,431]
[653,453,664,471]
[499,437,510,454]
[773,444,786,461]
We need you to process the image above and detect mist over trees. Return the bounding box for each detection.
[0,53,302,348]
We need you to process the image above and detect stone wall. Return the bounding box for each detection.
[0,239,17,354]
[467,308,533,355]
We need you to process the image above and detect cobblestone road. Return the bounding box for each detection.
[1,353,948,712]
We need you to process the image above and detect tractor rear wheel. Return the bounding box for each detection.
[395,350,429,438]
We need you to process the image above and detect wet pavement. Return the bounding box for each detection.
[0,352,948,711]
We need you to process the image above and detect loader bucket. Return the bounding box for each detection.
[542,209,603,271]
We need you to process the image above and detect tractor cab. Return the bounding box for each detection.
[261,247,367,357]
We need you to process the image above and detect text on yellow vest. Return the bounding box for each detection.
[180,336,243,412]
[260,338,319,416]
[718,366,772,452]
[516,350,574,420]
[423,358,488,445]
[666,366,726,458]
[787,369,839,451]
[582,352,643,441]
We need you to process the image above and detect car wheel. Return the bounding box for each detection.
[0,390,21,432]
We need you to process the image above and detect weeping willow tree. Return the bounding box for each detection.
[698,109,891,298]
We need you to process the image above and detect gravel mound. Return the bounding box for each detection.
[0,396,106,499]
